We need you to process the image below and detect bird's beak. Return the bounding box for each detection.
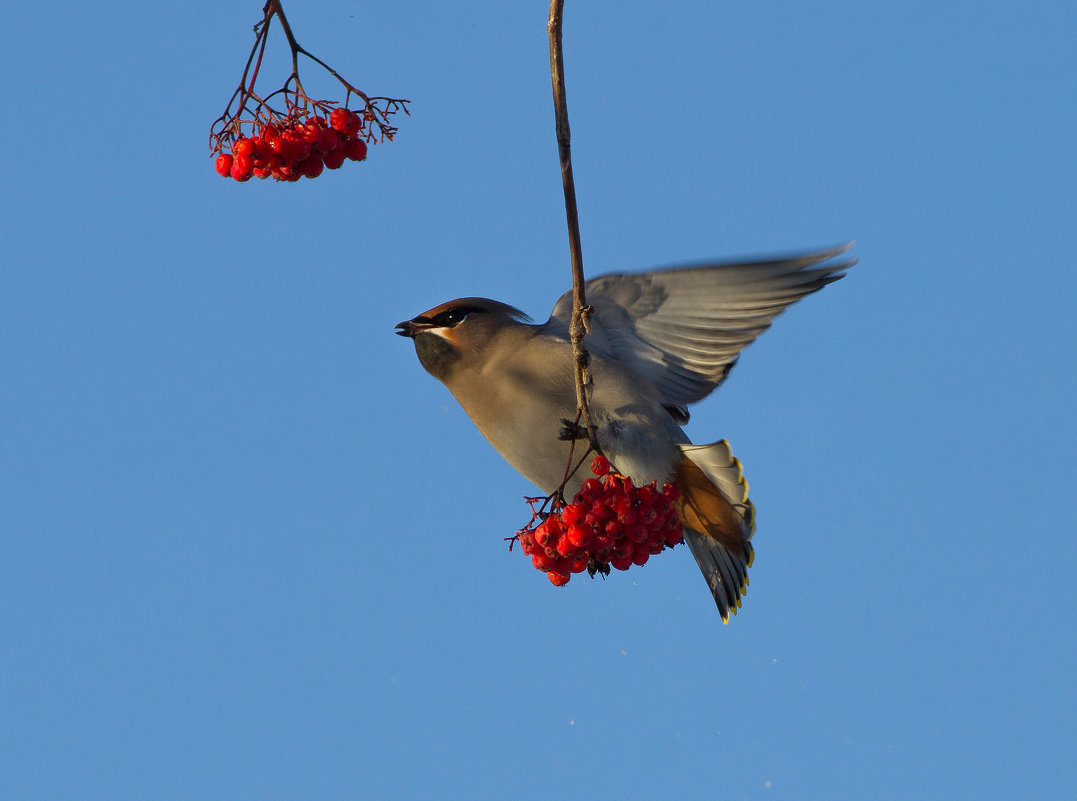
[395,318,432,338]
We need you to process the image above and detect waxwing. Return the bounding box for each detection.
[397,244,855,620]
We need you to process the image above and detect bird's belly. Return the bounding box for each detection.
[471,399,577,495]
[462,395,682,498]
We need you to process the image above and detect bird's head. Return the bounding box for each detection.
[395,297,532,383]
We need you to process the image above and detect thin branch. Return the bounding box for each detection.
[547,0,599,453]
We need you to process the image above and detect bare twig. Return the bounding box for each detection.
[547,0,599,455]
[510,1,610,549]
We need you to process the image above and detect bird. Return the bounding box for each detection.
[396,243,855,620]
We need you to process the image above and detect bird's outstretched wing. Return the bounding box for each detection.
[544,244,856,412]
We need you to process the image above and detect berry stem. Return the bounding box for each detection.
[263,0,299,57]
[548,0,601,476]
[263,0,310,102]
[266,0,402,140]
[247,11,272,99]
[556,409,597,499]
[209,0,410,155]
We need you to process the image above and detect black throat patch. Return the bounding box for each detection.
[413,332,460,382]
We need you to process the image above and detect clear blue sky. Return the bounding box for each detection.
[3,1,1075,799]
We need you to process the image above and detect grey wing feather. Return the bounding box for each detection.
[683,528,752,622]
[544,243,856,408]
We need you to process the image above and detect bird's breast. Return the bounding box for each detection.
[450,358,578,493]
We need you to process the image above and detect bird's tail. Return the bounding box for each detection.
[674,440,755,622]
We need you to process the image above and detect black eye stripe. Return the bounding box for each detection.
[432,306,483,327]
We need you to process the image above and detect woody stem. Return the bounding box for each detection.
[547,0,598,451]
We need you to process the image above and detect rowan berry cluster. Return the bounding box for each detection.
[214,108,368,182]
[210,1,406,184]
[517,455,684,587]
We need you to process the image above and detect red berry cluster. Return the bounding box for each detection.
[517,455,684,587]
[214,108,368,182]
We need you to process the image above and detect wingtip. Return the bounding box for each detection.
[819,241,855,259]
[820,241,858,275]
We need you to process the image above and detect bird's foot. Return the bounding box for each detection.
[558,418,588,441]
[587,558,611,579]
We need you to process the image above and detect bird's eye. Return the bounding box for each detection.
[435,308,469,327]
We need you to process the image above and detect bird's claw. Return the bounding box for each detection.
[587,558,611,579]
[558,419,587,441]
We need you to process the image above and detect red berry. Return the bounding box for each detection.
[214,153,234,178]
[344,137,367,161]
[268,136,290,160]
[562,503,585,526]
[548,572,570,587]
[329,107,351,132]
[567,524,591,549]
[323,147,347,170]
[590,455,610,476]
[631,550,650,566]
[232,137,255,159]
[257,136,276,159]
[610,555,634,571]
[590,500,614,521]
[317,128,341,154]
[299,155,324,179]
[580,478,603,500]
[230,154,253,181]
[270,164,292,182]
[283,130,310,161]
[534,522,554,548]
[592,530,615,551]
[344,110,362,136]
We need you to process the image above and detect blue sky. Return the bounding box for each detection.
[2,1,1075,799]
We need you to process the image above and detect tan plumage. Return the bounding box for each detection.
[676,455,750,557]
[397,244,854,619]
